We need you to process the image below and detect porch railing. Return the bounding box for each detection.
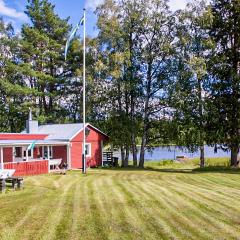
[102,152,118,167]
[4,160,49,177]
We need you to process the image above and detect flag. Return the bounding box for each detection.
[80,16,84,25]
[64,16,84,60]
[27,141,37,151]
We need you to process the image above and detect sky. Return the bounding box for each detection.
[0,0,189,36]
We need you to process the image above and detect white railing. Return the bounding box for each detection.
[49,158,62,166]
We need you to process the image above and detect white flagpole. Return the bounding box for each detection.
[83,8,86,174]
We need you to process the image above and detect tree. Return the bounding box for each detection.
[135,0,173,168]
[208,0,240,166]
[19,0,71,122]
[0,18,32,132]
[95,0,142,167]
[170,0,212,167]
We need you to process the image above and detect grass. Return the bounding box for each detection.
[1,158,240,240]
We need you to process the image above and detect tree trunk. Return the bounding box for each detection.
[197,76,205,168]
[200,145,205,168]
[120,146,125,167]
[139,129,147,168]
[131,137,138,167]
[129,26,138,167]
[139,59,152,168]
[230,144,239,167]
[122,145,129,167]
[130,95,137,166]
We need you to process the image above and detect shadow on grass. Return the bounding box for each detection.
[99,165,240,174]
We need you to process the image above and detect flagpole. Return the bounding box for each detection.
[83,8,86,174]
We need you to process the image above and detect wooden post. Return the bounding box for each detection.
[47,146,50,160]
[0,179,6,193]
[67,144,71,169]
[47,146,50,172]
[0,147,4,170]
[101,141,103,167]
[26,147,29,162]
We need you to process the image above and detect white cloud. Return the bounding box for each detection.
[0,0,27,21]
[85,0,208,12]
[85,0,104,10]
[168,0,189,11]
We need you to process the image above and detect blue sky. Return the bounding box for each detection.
[0,0,189,36]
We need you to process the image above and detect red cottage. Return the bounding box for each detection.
[0,113,109,176]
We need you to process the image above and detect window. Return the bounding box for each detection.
[14,147,22,158]
[23,148,33,159]
[84,143,91,157]
[42,146,53,159]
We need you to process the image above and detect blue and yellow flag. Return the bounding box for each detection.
[64,16,84,60]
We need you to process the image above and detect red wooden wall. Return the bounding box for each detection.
[3,148,13,163]
[33,147,41,158]
[4,160,49,176]
[53,146,67,165]
[71,125,108,169]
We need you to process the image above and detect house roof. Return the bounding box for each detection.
[38,123,84,141]
[21,123,108,141]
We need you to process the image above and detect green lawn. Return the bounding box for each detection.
[1,158,240,240]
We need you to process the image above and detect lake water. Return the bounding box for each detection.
[114,146,230,161]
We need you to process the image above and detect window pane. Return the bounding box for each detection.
[15,147,21,157]
[50,146,52,158]
[85,144,90,156]
[44,146,48,158]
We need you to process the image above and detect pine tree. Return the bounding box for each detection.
[0,18,31,132]
[19,0,71,122]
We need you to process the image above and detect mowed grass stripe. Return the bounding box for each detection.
[114,172,187,240]
[69,175,92,240]
[153,177,240,238]
[109,175,162,240]
[98,174,140,240]
[0,179,60,239]
[147,180,226,238]
[167,176,240,217]
[165,175,240,218]
[125,176,198,239]
[174,173,240,199]
[144,173,225,239]
[35,177,78,240]
[128,176,210,239]
[70,178,82,240]
[126,171,211,238]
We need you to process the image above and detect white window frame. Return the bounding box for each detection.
[13,146,24,162]
[42,146,53,159]
[13,146,22,158]
[83,143,91,157]
[22,147,33,160]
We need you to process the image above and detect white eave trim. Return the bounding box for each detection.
[0,142,69,147]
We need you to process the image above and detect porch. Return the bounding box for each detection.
[0,141,70,176]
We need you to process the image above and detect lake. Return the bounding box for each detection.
[114,145,230,161]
